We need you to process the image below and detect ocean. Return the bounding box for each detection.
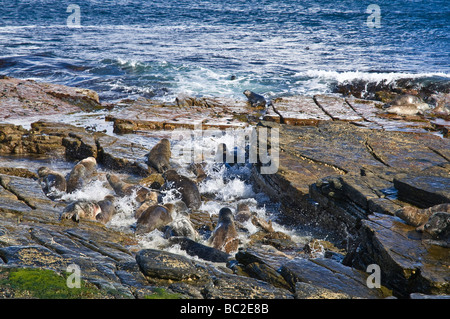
[0,0,449,103]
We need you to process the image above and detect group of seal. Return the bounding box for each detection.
[39,138,276,255]
[39,157,119,224]
[38,157,97,198]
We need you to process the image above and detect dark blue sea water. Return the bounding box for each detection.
[0,0,449,102]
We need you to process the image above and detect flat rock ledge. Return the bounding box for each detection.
[0,76,103,121]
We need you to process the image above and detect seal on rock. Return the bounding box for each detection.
[164,211,199,240]
[163,170,201,210]
[37,167,67,198]
[134,195,159,220]
[235,203,253,223]
[417,212,450,241]
[243,90,266,108]
[189,163,208,183]
[107,173,157,203]
[60,200,101,222]
[66,157,97,193]
[96,195,117,224]
[147,138,171,173]
[209,207,239,253]
[384,94,430,116]
[136,204,174,234]
[395,203,450,227]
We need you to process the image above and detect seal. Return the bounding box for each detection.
[60,200,101,222]
[66,157,97,193]
[385,105,424,116]
[163,170,201,210]
[189,163,208,183]
[107,173,157,204]
[134,195,159,219]
[37,166,67,198]
[106,173,135,196]
[391,94,429,109]
[147,138,171,173]
[384,94,430,115]
[235,203,252,223]
[96,195,117,224]
[164,211,199,240]
[135,204,174,234]
[209,207,239,253]
[251,215,275,233]
[417,212,450,241]
[243,90,266,108]
[395,203,450,227]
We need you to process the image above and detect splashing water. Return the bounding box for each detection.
[49,126,310,260]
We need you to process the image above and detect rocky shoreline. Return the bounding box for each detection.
[0,76,449,299]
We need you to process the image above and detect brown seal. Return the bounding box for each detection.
[243,90,266,108]
[189,163,208,183]
[395,203,450,227]
[135,204,174,234]
[60,200,101,222]
[147,138,171,173]
[163,170,201,210]
[418,212,450,241]
[66,157,97,193]
[164,211,199,240]
[107,173,157,204]
[209,207,239,253]
[96,195,117,224]
[235,203,253,223]
[134,196,159,220]
[37,166,67,198]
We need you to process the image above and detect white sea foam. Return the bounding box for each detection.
[59,179,112,202]
[296,70,450,84]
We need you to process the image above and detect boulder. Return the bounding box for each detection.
[235,248,292,291]
[96,134,151,176]
[279,257,391,299]
[168,237,230,263]
[136,249,198,281]
[294,282,352,299]
[346,213,450,297]
[203,267,294,299]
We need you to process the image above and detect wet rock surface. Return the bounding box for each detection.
[251,121,449,297]
[0,77,448,299]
